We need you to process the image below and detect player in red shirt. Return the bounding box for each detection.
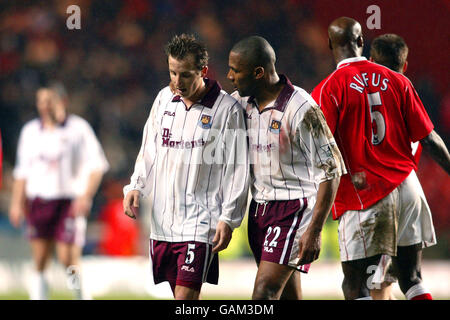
[368,33,429,300]
[311,17,450,300]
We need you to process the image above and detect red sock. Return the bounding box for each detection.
[411,293,433,300]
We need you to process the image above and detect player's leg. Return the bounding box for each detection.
[249,199,310,300]
[29,238,54,300]
[339,187,400,300]
[26,198,58,300]
[394,171,435,300]
[341,255,381,300]
[370,282,394,300]
[55,241,90,299]
[392,244,431,300]
[280,270,302,300]
[252,260,296,300]
[55,201,89,299]
[174,285,201,300]
[170,241,217,300]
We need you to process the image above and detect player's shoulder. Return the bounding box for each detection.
[290,85,319,111]
[219,89,245,111]
[21,118,41,134]
[66,114,92,129]
[229,90,247,104]
[156,86,177,104]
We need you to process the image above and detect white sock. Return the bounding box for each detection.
[66,267,91,300]
[355,296,373,300]
[30,271,49,300]
[405,283,429,300]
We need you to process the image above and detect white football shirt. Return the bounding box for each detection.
[124,79,249,244]
[232,75,345,203]
[13,114,109,199]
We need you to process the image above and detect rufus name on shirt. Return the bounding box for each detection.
[350,72,389,93]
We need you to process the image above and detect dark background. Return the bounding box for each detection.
[0,0,448,258]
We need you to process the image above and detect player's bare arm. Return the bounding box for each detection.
[9,178,27,228]
[297,177,340,265]
[72,170,104,216]
[420,130,450,175]
[212,220,233,253]
[123,190,141,219]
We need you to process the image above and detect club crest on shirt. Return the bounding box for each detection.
[199,114,212,129]
[269,120,281,133]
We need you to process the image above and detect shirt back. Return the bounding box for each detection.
[311,57,433,219]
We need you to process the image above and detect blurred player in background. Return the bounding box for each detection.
[367,33,419,300]
[311,17,450,300]
[123,34,249,300]
[228,36,344,300]
[9,84,109,300]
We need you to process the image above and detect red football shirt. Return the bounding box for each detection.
[311,57,434,219]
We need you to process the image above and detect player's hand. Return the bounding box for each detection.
[212,221,232,253]
[123,190,141,219]
[72,194,93,217]
[296,227,322,265]
[9,202,25,228]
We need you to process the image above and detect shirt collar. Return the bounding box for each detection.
[171,78,222,109]
[337,56,367,69]
[248,74,295,112]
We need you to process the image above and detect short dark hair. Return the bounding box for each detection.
[370,34,408,72]
[165,34,208,70]
[231,36,276,69]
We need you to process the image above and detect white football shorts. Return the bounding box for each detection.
[338,170,436,262]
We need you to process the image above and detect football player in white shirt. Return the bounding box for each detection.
[9,84,109,300]
[123,34,249,300]
[227,36,345,300]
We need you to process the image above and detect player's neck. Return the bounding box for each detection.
[255,74,283,111]
[40,115,58,129]
[41,111,66,129]
[334,48,362,65]
[183,81,207,110]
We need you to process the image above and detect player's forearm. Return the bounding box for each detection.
[11,179,26,206]
[420,130,450,175]
[84,170,104,198]
[308,177,340,233]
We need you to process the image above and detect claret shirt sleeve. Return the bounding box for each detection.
[123,91,161,198]
[218,103,249,230]
[402,79,434,142]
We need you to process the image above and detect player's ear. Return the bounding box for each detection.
[356,36,363,48]
[254,66,264,80]
[369,56,374,62]
[201,66,208,77]
[402,61,408,74]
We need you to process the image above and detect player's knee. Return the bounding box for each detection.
[252,277,283,300]
[342,276,362,300]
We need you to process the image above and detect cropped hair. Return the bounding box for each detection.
[165,34,208,70]
[370,34,408,72]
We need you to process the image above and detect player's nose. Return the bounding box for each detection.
[227,69,234,81]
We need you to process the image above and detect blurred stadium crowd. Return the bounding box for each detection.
[0,0,448,257]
